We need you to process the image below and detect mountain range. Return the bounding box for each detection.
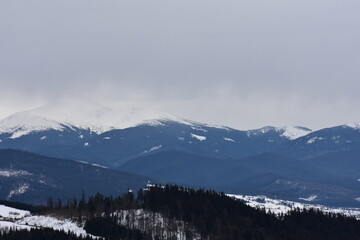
[0,149,150,204]
[0,105,359,207]
[0,106,314,165]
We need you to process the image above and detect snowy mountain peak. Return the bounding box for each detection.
[278,126,312,140]
[247,126,312,140]
[246,126,277,136]
[0,103,316,140]
[344,123,360,130]
[0,104,192,137]
[0,111,65,139]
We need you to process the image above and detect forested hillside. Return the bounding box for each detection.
[2,185,358,240]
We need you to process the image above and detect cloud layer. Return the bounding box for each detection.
[1,0,359,129]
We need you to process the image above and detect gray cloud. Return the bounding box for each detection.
[1,0,359,129]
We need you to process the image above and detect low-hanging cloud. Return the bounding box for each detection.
[0,0,359,129]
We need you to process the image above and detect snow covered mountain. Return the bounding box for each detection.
[0,104,190,138]
[247,126,312,140]
[281,123,360,159]
[1,105,360,208]
[0,105,314,166]
[0,105,312,140]
[1,104,359,166]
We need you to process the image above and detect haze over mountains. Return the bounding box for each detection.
[0,105,359,207]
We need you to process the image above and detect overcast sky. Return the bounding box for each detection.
[1,0,359,130]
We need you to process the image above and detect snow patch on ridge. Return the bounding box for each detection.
[91,163,108,169]
[247,126,312,140]
[345,123,360,130]
[0,170,32,178]
[299,195,318,202]
[191,133,206,141]
[247,126,275,136]
[279,126,312,140]
[144,145,162,153]
[307,137,325,144]
[224,137,235,142]
[7,183,30,199]
[191,126,208,132]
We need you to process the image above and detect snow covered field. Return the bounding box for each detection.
[0,205,94,237]
[0,205,30,220]
[228,194,360,219]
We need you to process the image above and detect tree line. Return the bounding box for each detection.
[0,228,93,240]
[2,185,360,239]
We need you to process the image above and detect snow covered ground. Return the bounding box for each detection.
[0,205,95,237]
[0,205,30,220]
[228,194,360,219]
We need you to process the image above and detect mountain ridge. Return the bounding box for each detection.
[0,106,313,140]
[1,107,360,207]
[0,107,359,166]
[0,149,151,204]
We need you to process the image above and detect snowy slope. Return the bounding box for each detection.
[3,103,360,145]
[279,126,313,140]
[227,194,360,219]
[0,205,30,220]
[281,123,360,159]
[247,126,312,140]
[31,104,185,133]
[0,104,193,138]
[0,103,314,140]
[0,112,65,139]
[345,123,360,130]
[0,205,95,237]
